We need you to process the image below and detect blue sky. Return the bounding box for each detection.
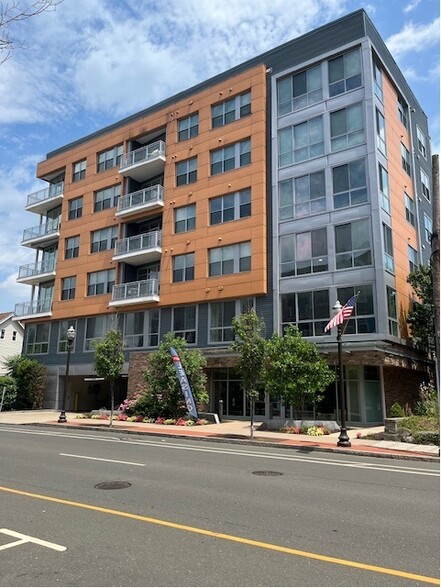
[0,0,439,313]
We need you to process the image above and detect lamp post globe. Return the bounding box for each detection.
[58,325,76,423]
[333,300,351,448]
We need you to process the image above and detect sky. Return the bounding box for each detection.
[0,0,439,313]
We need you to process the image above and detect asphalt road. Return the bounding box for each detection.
[0,424,439,587]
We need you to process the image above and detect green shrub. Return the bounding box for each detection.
[0,376,17,410]
[4,355,47,409]
[413,431,440,446]
[389,402,405,417]
[415,382,439,418]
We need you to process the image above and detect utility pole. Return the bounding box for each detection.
[431,154,440,395]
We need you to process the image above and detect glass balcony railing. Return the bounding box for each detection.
[22,221,60,244]
[26,182,64,208]
[117,184,164,215]
[18,259,56,280]
[120,140,165,170]
[114,231,161,257]
[14,298,52,317]
[111,279,159,304]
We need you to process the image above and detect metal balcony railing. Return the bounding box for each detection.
[18,259,56,280]
[114,231,161,257]
[26,182,64,208]
[111,279,159,303]
[22,221,60,243]
[120,140,165,170]
[117,184,164,214]
[14,298,52,317]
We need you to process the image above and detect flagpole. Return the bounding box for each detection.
[332,300,351,448]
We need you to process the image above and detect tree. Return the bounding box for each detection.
[93,329,125,426]
[1,1,62,63]
[4,354,47,409]
[231,309,266,438]
[407,264,435,348]
[143,333,208,419]
[0,375,17,411]
[263,325,335,417]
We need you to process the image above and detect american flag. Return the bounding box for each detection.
[324,293,359,332]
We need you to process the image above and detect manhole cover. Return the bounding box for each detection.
[252,471,283,476]
[95,481,132,490]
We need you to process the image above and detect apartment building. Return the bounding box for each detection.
[14,9,433,423]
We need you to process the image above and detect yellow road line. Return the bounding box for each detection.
[0,485,439,586]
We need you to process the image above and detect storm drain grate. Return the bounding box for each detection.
[252,471,283,477]
[95,481,132,490]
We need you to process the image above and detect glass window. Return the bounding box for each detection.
[279,170,325,220]
[123,311,145,349]
[212,91,251,128]
[416,126,427,159]
[401,143,411,176]
[65,235,79,259]
[335,219,372,269]
[330,103,364,152]
[386,287,398,337]
[94,185,121,212]
[97,145,123,172]
[332,159,367,209]
[26,322,50,354]
[176,157,197,186]
[173,252,195,282]
[58,319,78,353]
[382,224,394,273]
[398,96,408,128]
[174,204,196,233]
[373,59,383,101]
[173,306,197,344]
[376,109,386,155]
[424,214,433,243]
[281,290,330,337]
[337,285,375,334]
[379,165,390,213]
[280,228,328,277]
[209,299,254,343]
[209,242,251,277]
[211,139,251,175]
[328,48,362,97]
[84,315,113,350]
[420,169,431,201]
[405,193,416,226]
[87,269,115,296]
[91,226,118,253]
[278,116,324,167]
[73,159,86,182]
[61,276,76,300]
[178,113,199,141]
[68,197,83,220]
[277,64,322,115]
[408,245,418,273]
[210,188,251,225]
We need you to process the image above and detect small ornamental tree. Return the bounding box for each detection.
[263,325,335,416]
[92,329,125,426]
[0,375,17,411]
[231,309,266,438]
[407,264,434,348]
[5,354,47,409]
[143,333,208,419]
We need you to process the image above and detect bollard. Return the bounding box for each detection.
[218,399,223,422]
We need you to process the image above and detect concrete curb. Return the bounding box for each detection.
[18,422,441,463]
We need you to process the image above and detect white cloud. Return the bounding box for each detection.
[403,0,422,13]
[386,18,440,58]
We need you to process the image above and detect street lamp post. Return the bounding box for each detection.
[333,301,351,448]
[58,325,76,423]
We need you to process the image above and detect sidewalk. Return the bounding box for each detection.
[0,410,439,461]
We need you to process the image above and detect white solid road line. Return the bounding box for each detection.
[59,453,145,466]
[0,528,66,551]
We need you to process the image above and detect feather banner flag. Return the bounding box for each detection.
[169,347,199,419]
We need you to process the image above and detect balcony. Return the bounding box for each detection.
[21,221,60,248]
[14,298,52,320]
[17,259,57,285]
[113,231,162,266]
[109,279,159,307]
[116,184,164,218]
[119,140,166,182]
[25,182,64,215]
